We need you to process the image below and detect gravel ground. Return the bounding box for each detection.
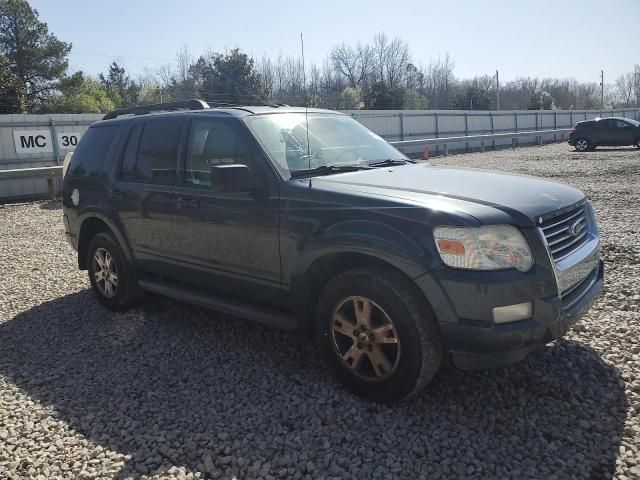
[0,142,639,480]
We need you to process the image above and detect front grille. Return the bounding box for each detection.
[541,205,590,262]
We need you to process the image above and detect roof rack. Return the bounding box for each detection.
[102,99,210,120]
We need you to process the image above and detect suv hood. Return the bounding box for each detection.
[312,163,585,225]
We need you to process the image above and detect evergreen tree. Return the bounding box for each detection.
[0,0,71,110]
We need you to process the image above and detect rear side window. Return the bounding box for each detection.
[67,125,118,177]
[119,119,181,184]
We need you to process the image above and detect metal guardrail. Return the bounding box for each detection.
[0,128,571,200]
[0,166,63,200]
[0,165,63,179]
[390,128,572,155]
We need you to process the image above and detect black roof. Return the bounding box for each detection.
[578,116,633,124]
[99,99,341,124]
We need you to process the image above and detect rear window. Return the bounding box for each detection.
[576,121,595,129]
[67,125,118,177]
[119,119,181,184]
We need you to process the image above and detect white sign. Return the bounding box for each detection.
[12,129,85,154]
[13,130,53,154]
[57,132,82,150]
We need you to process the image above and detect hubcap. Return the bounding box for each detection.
[576,140,588,151]
[92,247,118,298]
[330,296,400,382]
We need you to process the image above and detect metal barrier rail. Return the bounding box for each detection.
[0,165,63,200]
[390,128,572,155]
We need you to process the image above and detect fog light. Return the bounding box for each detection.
[493,302,532,324]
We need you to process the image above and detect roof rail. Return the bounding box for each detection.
[102,99,210,120]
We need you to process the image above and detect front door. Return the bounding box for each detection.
[171,117,282,304]
[608,119,636,145]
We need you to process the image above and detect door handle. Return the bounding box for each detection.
[108,189,125,199]
[176,196,199,208]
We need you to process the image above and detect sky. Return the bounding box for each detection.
[29,0,640,84]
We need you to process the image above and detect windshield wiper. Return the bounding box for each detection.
[367,158,415,167]
[290,164,373,178]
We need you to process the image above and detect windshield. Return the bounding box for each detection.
[244,113,408,178]
[626,118,640,127]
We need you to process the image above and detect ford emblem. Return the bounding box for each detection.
[569,220,585,237]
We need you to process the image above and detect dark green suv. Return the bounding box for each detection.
[62,100,604,403]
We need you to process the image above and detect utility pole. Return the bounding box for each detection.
[635,64,640,109]
[496,70,500,110]
[600,70,604,110]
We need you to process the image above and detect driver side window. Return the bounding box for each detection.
[184,119,253,186]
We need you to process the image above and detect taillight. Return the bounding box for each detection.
[569,128,576,133]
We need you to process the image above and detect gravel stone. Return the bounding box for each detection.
[0,143,638,479]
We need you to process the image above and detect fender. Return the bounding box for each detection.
[77,208,135,263]
[287,219,439,306]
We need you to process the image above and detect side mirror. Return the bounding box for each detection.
[210,164,256,193]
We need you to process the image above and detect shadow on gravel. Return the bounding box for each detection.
[38,200,62,210]
[0,291,628,479]
[588,147,639,152]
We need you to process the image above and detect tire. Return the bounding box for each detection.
[315,266,443,403]
[574,137,591,152]
[634,138,640,149]
[87,231,143,310]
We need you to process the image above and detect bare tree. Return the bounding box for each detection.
[424,54,455,108]
[175,45,193,84]
[613,72,635,107]
[384,36,410,87]
[257,55,275,99]
[330,42,372,88]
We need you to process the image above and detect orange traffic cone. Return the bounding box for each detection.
[422,145,430,160]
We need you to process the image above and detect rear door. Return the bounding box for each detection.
[171,116,282,304]
[593,119,612,145]
[110,117,183,274]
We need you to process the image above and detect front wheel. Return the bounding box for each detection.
[87,232,143,310]
[574,137,591,152]
[315,266,443,403]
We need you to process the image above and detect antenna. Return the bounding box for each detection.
[300,33,311,172]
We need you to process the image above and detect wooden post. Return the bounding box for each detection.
[47,177,55,200]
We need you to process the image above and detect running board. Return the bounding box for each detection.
[138,278,298,330]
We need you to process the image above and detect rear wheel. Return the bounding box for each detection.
[634,137,640,149]
[315,266,443,403]
[574,138,591,152]
[87,232,143,310]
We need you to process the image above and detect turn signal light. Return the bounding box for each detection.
[437,239,466,255]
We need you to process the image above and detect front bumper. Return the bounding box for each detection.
[416,244,604,370]
[440,261,603,369]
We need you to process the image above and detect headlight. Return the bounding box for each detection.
[433,225,533,272]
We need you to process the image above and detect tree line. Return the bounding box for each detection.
[1,0,639,114]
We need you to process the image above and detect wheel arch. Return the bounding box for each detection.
[292,250,436,340]
[77,214,132,270]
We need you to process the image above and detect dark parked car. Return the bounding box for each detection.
[62,100,604,403]
[568,116,640,151]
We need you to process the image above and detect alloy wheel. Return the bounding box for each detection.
[576,139,589,151]
[92,247,119,298]
[330,296,401,382]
